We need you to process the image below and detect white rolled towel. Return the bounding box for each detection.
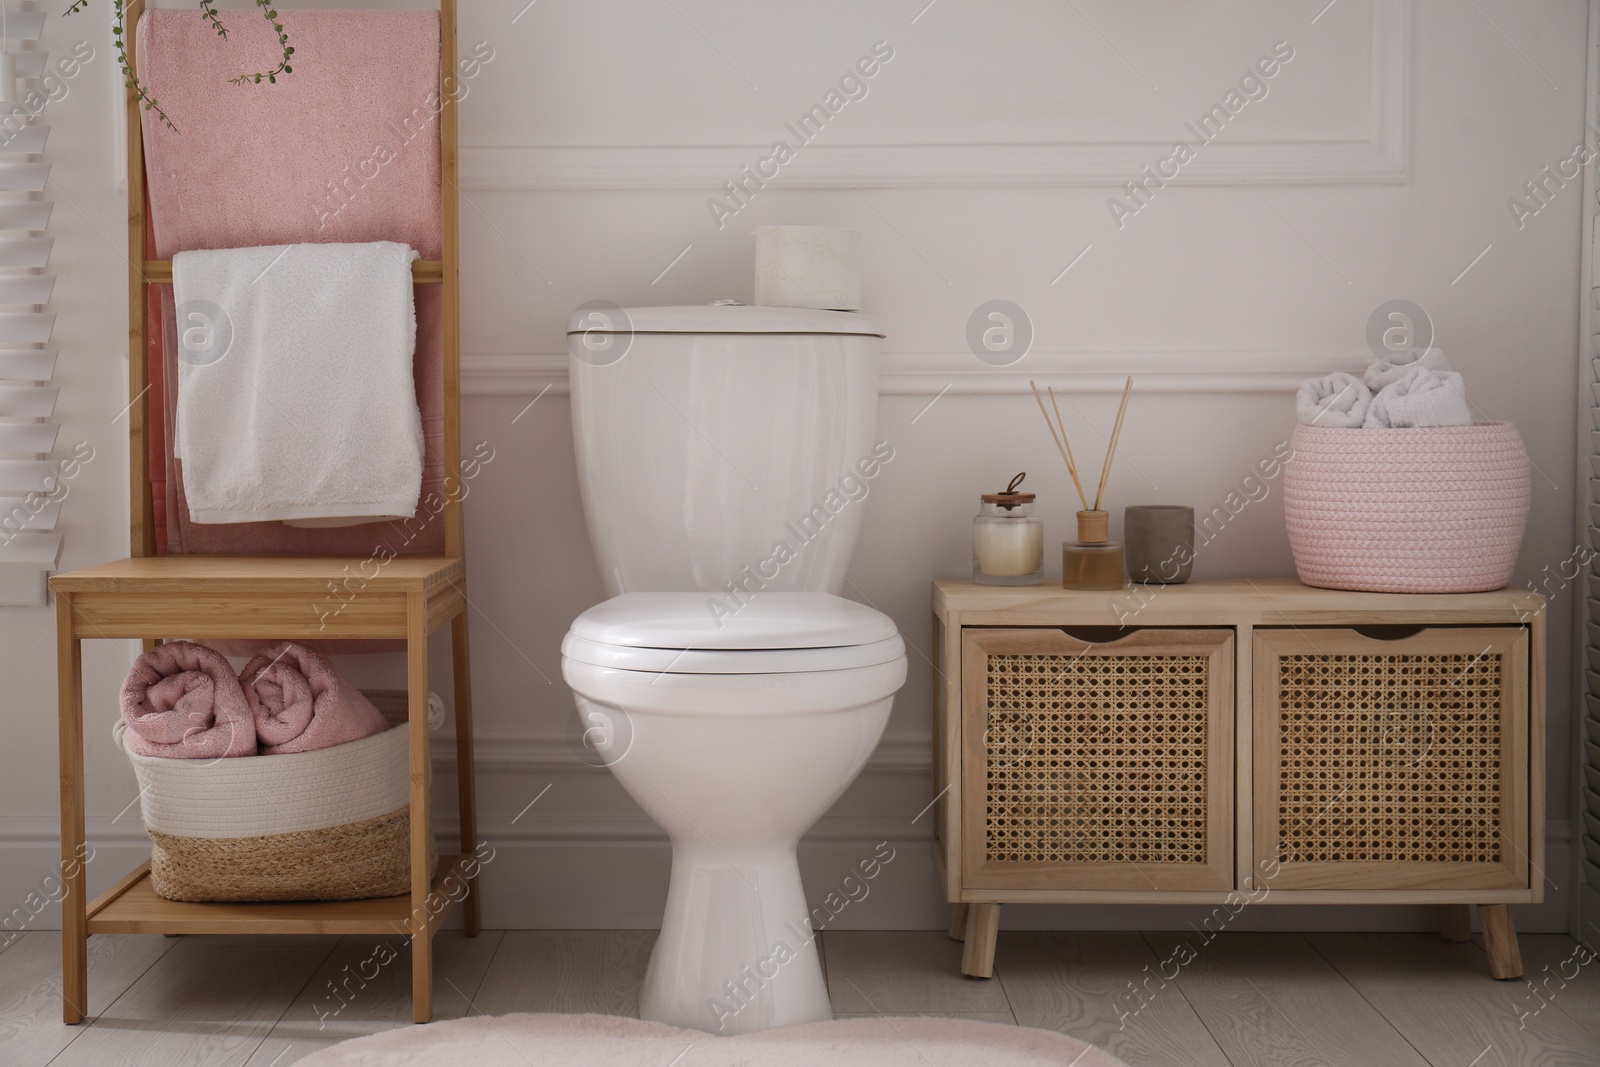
[1296,372,1373,427]
[1365,346,1451,390]
[1364,366,1474,428]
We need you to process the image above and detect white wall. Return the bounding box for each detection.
[1,0,1585,934]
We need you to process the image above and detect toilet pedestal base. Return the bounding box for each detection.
[640,843,830,1035]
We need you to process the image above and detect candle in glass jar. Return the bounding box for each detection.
[973,473,1045,585]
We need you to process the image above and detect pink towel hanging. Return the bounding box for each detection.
[137,10,447,563]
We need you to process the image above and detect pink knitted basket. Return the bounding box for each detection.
[1282,422,1530,593]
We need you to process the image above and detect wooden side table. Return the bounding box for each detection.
[52,556,481,1024]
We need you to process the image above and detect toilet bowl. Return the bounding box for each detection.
[562,593,905,1033]
[561,305,904,1035]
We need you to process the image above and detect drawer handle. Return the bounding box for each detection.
[1352,625,1427,641]
[1058,626,1138,643]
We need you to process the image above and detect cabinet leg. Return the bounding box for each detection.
[1439,904,1472,943]
[1480,904,1523,980]
[960,903,1000,979]
[949,903,969,942]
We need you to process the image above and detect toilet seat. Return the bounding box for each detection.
[562,634,905,674]
[561,592,904,675]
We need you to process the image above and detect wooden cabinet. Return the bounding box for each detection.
[933,580,1546,981]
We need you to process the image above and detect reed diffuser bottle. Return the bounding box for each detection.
[1063,507,1125,591]
[1030,376,1134,591]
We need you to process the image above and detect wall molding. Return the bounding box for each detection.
[462,350,1370,398]
[459,137,1407,192]
[426,734,931,776]
[0,812,919,850]
[112,3,1411,193]
[460,3,1410,191]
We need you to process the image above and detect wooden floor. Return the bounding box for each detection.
[2,929,1597,1066]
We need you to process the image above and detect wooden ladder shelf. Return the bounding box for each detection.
[51,0,478,1025]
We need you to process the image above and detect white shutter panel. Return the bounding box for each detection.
[0,5,57,606]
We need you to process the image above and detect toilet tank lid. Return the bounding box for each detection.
[567,305,884,338]
[568,592,898,650]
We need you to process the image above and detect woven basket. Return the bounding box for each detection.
[117,689,435,903]
[1282,421,1530,593]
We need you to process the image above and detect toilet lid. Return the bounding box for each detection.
[561,592,905,675]
[569,592,898,649]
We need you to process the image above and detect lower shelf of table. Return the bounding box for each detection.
[85,854,474,936]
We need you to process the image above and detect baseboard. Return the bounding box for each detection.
[0,818,1572,936]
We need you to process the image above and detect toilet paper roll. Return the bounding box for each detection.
[754,226,861,311]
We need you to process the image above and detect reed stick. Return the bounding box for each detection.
[1028,380,1077,492]
[1092,375,1134,512]
[1029,380,1088,509]
[1048,386,1091,511]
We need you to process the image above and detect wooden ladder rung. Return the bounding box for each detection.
[140,259,445,284]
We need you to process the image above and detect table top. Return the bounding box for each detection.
[50,555,464,594]
[934,577,1545,624]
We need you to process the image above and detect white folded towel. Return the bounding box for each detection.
[1296,372,1373,427]
[173,241,424,525]
[1364,346,1451,390]
[1364,365,1474,428]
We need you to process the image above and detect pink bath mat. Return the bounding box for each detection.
[295,1013,1129,1066]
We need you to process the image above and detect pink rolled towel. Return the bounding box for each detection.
[241,643,390,755]
[120,641,257,759]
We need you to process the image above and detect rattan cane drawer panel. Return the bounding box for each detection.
[960,628,1234,892]
[1277,653,1502,863]
[984,652,1210,863]
[1253,628,1530,892]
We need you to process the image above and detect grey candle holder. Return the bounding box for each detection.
[1124,504,1194,584]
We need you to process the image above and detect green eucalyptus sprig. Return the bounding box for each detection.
[227,0,293,86]
[65,0,297,133]
[108,0,173,130]
[197,0,228,39]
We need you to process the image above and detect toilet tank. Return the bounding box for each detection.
[568,305,886,597]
